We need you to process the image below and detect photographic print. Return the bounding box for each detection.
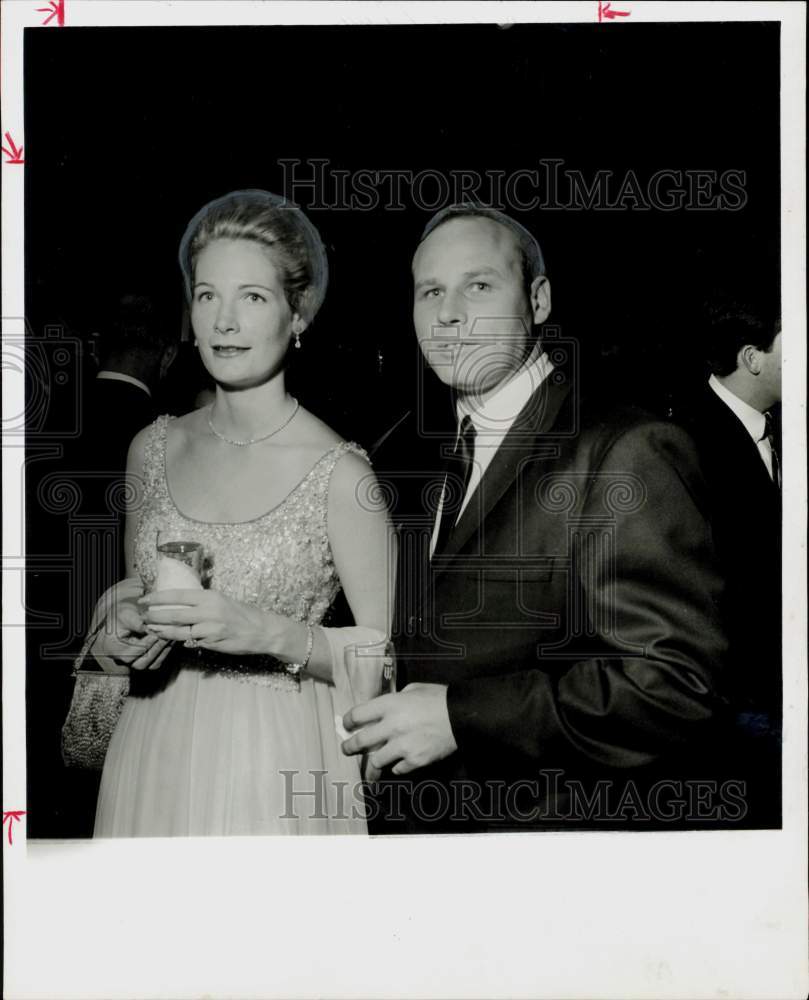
[3,2,806,998]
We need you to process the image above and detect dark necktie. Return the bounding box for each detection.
[762,410,781,489]
[432,415,476,558]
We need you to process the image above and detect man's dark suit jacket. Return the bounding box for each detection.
[83,377,156,476]
[69,376,156,595]
[675,385,781,826]
[374,372,729,832]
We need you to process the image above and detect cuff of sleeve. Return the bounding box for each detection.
[446,677,487,759]
[322,626,387,710]
[447,671,554,770]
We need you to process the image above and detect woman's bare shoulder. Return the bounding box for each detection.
[293,405,345,452]
[168,407,208,435]
[158,408,211,456]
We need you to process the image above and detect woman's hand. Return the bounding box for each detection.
[139,589,291,657]
[94,597,172,672]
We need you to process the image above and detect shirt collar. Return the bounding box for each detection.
[96,370,152,398]
[457,346,554,437]
[708,374,766,442]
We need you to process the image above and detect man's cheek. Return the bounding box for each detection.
[468,315,526,341]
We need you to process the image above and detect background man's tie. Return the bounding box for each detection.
[762,410,781,488]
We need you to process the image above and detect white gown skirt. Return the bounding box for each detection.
[94,667,368,837]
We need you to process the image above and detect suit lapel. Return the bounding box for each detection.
[703,389,780,501]
[430,376,572,578]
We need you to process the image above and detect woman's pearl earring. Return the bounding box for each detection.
[294,331,302,349]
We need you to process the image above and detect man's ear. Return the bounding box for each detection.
[530,276,551,325]
[739,343,762,375]
[160,342,179,380]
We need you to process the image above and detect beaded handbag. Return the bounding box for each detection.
[61,579,140,769]
[61,665,130,769]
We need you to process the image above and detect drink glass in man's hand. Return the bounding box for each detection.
[153,531,203,609]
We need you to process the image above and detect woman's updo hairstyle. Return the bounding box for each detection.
[178,189,328,323]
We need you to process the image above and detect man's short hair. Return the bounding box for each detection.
[418,203,546,295]
[705,299,781,377]
[100,294,176,359]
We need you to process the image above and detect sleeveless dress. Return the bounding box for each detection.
[94,416,369,837]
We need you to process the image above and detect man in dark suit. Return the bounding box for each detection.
[675,301,782,827]
[343,205,730,831]
[84,294,178,476]
[70,294,178,593]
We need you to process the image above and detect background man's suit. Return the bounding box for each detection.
[377,370,729,831]
[82,376,156,477]
[676,386,781,826]
[69,375,157,588]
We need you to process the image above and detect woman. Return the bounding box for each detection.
[90,190,392,836]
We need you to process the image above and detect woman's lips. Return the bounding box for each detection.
[212,345,250,357]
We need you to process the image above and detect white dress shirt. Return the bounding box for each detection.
[430,348,555,556]
[96,370,152,398]
[708,374,777,481]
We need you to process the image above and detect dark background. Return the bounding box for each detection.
[25,21,780,429]
[23,21,780,836]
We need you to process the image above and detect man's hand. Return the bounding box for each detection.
[341,683,457,775]
[94,598,171,672]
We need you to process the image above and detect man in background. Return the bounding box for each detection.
[677,299,782,826]
[70,293,178,593]
[85,293,178,476]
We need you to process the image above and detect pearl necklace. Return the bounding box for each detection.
[207,398,300,447]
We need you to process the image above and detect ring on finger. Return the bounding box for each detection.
[184,626,200,650]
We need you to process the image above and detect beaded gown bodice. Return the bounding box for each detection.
[133,415,363,686]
